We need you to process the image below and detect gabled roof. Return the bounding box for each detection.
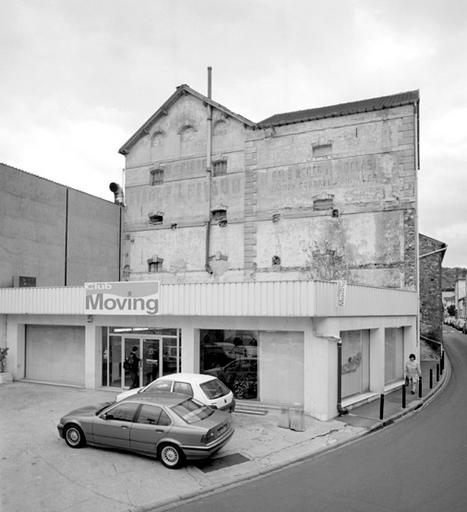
[119,84,255,155]
[258,90,419,127]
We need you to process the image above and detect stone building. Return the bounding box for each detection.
[419,233,447,342]
[0,86,420,420]
[119,85,419,289]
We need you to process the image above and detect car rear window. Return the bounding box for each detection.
[200,378,230,399]
[171,398,214,424]
[145,380,172,392]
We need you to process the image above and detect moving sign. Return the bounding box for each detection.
[85,281,159,316]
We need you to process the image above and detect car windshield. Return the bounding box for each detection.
[95,401,115,415]
[200,378,230,399]
[171,398,214,424]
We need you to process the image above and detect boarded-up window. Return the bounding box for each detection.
[149,168,164,186]
[312,143,332,158]
[212,160,227,176]
[313,197,334,210]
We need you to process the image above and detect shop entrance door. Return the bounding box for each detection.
[122,337,180,389]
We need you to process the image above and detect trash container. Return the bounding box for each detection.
[278,407,290,429]
[289,403,305,432]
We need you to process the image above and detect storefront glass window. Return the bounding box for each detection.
[200,329,258,399]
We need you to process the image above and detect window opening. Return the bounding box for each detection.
[312,143,332,158]
[148,212,164,224]
[148,257,163,273]
[212,159,227,176]
[149,168,164,186]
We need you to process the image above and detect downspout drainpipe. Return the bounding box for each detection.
[414,98,420,347]
[336,337,348,416]
[205,66,213,274]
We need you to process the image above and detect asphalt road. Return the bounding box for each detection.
[163,329,467,512]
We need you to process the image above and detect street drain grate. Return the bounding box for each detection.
[198,453,250,473]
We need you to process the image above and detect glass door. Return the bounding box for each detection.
[109,335,122,387]
[162,337,179,375]
[142,338,160,386]
[123,339,141,389]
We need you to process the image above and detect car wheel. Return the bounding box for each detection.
[158,443,185,469]
[64,424,86,448]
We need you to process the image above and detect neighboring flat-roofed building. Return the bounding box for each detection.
[0,163,122,287]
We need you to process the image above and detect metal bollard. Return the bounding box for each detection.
[379,394,384,420]
[441,352,444,374]
[430,368,433,389]
[418,376,422,398]
[402,384,406,409]
[289,403,305,432]
[278,407,290,429]
[436,363,440,382]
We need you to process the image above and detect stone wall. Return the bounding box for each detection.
[122,93,418,289]
[419,234,446,342]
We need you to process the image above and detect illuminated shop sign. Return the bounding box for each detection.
[85,281,159,315]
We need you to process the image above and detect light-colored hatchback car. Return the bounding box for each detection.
[116,373,235,412]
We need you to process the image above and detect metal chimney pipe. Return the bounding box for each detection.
[207,66,212,99]
[205,66,214,274]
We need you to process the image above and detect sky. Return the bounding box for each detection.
[1,0,466,267]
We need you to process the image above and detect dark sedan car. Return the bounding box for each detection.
[57,392,234,469]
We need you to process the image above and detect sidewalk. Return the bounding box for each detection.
[0,358,447,512]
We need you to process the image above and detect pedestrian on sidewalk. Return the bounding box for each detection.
[405,353,421,394]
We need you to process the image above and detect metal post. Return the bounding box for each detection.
[441,352,444,374]
[430,368,433,389]
[379,394,384,420]
[402,384,406,408]
[418,376,422,398]
[436,363,440,382]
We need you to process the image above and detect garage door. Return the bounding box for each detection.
[25,325,85,386]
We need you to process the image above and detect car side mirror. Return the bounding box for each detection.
[105,413,114,420]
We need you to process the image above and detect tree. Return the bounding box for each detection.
[447,305,457,317]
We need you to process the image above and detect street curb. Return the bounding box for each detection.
[366,356,451,434]
[141,357,451,512]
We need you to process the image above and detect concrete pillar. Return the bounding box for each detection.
[181,327,199,373]
[84,324,102,388]
[6,320,25,379]
[304,319,340,421]
[369,327,385,393]
[403,324,417,361]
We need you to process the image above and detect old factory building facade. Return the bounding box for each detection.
[119,85,419,289]
[1,84,420,420]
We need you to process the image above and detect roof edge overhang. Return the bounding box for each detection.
[257,90,420,128]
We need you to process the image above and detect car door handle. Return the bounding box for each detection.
[120,425,129,429]
[155,429,164,433]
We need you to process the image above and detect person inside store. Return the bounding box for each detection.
[128,346,141,389]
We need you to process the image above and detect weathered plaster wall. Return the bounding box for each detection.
[123,94,248,282]
[123,97,417,289]
[0,164,121,287]
[244,105,417,288]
